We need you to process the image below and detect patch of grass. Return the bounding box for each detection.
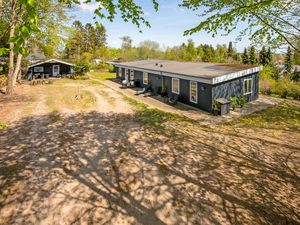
[0,122,7,129]
[98,90,116,105]
[125,96,191,129]
[71,75,89,80]
[89,71,116,81]
[227,101,300,130]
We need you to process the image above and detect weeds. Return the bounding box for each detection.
[0,122,7,129]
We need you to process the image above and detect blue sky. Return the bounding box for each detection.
[72,0,252,52]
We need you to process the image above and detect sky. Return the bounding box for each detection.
[72,0,252,52]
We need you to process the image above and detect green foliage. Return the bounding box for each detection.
[242,48,249,64]
[239,96,247,108]
[285,46,293,73]
[89,71,116,80]
[74,62,90,75]
[230,97,239,109]
[0,122,8,130]
[180,0,299,51]
[260,65,279,82]
[272,79,300,100]
[249,46,256,65]
[0,75,7,88]
[71,75,89,80]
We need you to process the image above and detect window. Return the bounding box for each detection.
[190,81,198,103]
[244,78,253,95]
[130,70,134,80]
[143,72,148,84]
[172,78,180,94]
[34,66,44,73]
[118,67,122,77]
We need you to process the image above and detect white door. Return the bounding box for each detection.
[125,69,129,81]
[53,65,60,77]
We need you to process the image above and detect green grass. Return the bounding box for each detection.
[125,96,191,129]
[227,101,300,130]
[89,71,116,81]
[0,122,7,130]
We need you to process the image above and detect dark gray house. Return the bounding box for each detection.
[113,60,262,112]
[28,59,74,78]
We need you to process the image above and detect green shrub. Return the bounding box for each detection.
[260,65,279,81]
[230,97,239,110]
[71,75,89,80]
[239,96,247,107]
[0,122,7,129]
[74,62,90,75]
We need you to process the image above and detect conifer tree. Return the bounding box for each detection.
[259,46,267,65]
[227,41,233,57]
[285,46,293,73]
[249,46,256,65]
[242,48,249,64]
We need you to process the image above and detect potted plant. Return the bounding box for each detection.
[212,100,220,116]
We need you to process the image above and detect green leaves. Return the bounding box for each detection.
[0,48,9,56]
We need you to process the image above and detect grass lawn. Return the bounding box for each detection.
[88,71,116,80]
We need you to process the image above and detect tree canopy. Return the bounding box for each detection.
[180,0,300,51]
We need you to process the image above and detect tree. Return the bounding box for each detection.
[95,24,107,47]
[1,0,159,95]
[181,0,300,52]
[266,47,273,65]
[121,36,133,49]
[84,23,96,52]
[249,46,256,65]
[228,41,233,57]
[259,46,268,65]
[242,48,249,64]
[186,39,197,61]
[285,46,293,73]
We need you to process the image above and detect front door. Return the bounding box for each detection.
[53,65,60,77]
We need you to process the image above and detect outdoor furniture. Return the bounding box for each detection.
[168,94,178,105]
[135,87,147,95]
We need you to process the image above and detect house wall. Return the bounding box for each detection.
[212,72,259,102]
[31,63,72,76]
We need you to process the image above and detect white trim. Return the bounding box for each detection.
[190,81,198,104]
[112,62,262,85]
[30,58,74,67]
[143,72,148,84]
[130,70,134,80]
[172,78,180,94]
[34,66,44,73]
[244,78,253,95]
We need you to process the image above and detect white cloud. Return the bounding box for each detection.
[78,0,100,12]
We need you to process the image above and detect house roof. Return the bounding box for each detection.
[29,58,74,67]
[113,60,262,84]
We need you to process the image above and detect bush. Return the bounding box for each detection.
[230,97,239,110]
[260,65,279,81]
[71,75,89,80]
[239,96,247,107]
[74,62,90,75]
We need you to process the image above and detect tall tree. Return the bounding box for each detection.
[242,48,249,64]
[95,24,106,47]
[249,46,256,65]
[259,46,268,65]
[181,0,300,52]
[121,36,133,49]
[285,46,293,73]
[186,39,197,61]
[227,41,233,58]
[266,47,273,65]
[84,23,96,52]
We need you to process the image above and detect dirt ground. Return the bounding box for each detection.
[0,79,299,225]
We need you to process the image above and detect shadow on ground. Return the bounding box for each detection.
[0,111,299,224]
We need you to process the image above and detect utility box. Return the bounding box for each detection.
[215,98,231,115]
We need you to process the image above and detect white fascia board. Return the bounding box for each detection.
[212,66,262,84]
[30,59,74,67]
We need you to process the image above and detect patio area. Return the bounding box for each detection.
[103,79,283,126]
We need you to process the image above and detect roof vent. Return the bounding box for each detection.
[155,63,158,66]
[160,64,163,67]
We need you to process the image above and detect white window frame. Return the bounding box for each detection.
[190,81,198,103]
[125,69,129,81]
[172,78,180,94]
[244,78,253,95]
[118,67,122,77]
[143,72,148,85]
[130,70,134,80]
[34,66,44,73]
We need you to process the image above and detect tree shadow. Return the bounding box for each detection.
[0,111,299,224]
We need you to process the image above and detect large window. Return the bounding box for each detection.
[244,78,253,95]
[34,66,44,73]
[143,72,148,84]
[190,81,198,103]
[172,78,180,94]
[130,70,134,80]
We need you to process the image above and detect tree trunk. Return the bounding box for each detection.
[6,24,15,95]
[12,53,22,86]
